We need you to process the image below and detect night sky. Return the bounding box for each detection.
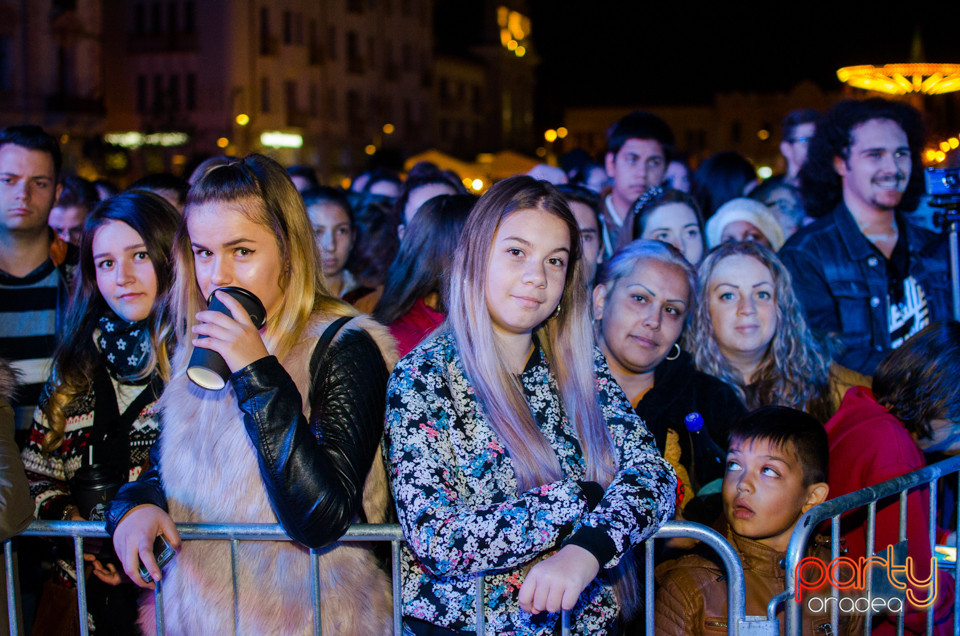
[524,2,958,111]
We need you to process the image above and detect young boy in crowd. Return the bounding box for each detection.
[654,406,852,635]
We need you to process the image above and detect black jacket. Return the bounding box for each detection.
[633,350,745,486]
[105,328,388,549]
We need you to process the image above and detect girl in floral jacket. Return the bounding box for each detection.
[385,176,677,635]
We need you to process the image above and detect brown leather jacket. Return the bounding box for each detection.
[654,523,860,635]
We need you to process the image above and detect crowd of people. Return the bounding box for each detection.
[0,93,957,635]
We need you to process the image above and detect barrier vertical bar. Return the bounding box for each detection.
[644,536,655,635]
[391,540,402,635]
[864,502,876,633]
[71,537,89,636]
[927,479,937,636]
[474,575,485,636]
[955,472,959,636]
[230,538,240,635]
[898,490,908,636]
[830,514,840,635]
[5,540,20,636]
[561,608,571,635]
[155,577,165,635]
[311,549,323,636]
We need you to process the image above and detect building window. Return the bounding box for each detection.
[167,2,178,34]
[152,74,164,111]
[347,0,364,13]
[285,80,297,113]
[327,88,337,120]
[184,1,195,33]
[283,11,291,45]
[327,27,337,61]
[347,90,362,135]
[309,84,318,117]
[261,77,270,113]
[169,74,180,111]
[347,31,362,73]
[136,74,147,113]
[259,7,271,55]
[186,73,196,110]
[730,121,741,144]
[134,4,145,35]
[151,2,162,34]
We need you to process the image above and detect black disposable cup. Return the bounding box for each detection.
[72,464,126,521]
[187,286,267,390]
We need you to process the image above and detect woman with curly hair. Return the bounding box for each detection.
[686,241,867,423]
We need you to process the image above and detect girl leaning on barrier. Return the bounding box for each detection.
[385,176,677,635]
[105,155,395,635]
[20,191,179,633]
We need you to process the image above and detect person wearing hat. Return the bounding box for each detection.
[705,197,785,252]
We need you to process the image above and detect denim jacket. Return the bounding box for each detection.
[779,203,951,376]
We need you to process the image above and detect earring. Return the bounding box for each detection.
[552,303,561,318]
[665,342,681,361]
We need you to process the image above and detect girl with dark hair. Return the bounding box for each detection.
[626,188,705,264]
[385,176,676,634]
[825,321,958,634]
[105,154,394,634]
[372,193,474,357]
[691,151,757,219]
[302,186,358,299]
[21,190,179,631]
[393,163,459,230]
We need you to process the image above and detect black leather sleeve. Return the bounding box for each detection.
[231,328,388,549]
[105,441,168,536]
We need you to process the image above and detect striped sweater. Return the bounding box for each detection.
[0,236,75,432]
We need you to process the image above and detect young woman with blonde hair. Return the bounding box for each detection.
[386,176,676,635]
[106,154,395,635]
[687,241,866,422]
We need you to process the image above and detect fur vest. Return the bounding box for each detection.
[141,313,396,635]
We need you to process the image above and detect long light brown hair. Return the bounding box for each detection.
[686,241,835,421]
[172,154,355,366]
[447,176,643,616]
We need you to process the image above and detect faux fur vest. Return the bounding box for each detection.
[142,313,396,635]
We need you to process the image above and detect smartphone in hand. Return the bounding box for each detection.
[139,535,176,583]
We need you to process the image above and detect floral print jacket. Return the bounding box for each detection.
[385,332,677,635]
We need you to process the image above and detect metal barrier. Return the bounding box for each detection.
[779,454,960,635]
[2,519,758,635]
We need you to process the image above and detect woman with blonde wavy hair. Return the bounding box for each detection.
[105,154,395,635]
[385,175,676,635]
[687,241,867,423]
[22,190,179,632]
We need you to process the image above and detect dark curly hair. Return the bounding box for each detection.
[872,321,960,440]
[799,98,925,218]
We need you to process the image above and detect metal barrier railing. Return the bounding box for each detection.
[3,519,758,635]
[778,454,960,635]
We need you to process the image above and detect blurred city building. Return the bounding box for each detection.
[0,0,104,176]
[0,0,541,185]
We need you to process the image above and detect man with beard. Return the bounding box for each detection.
[779,99,951,376]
